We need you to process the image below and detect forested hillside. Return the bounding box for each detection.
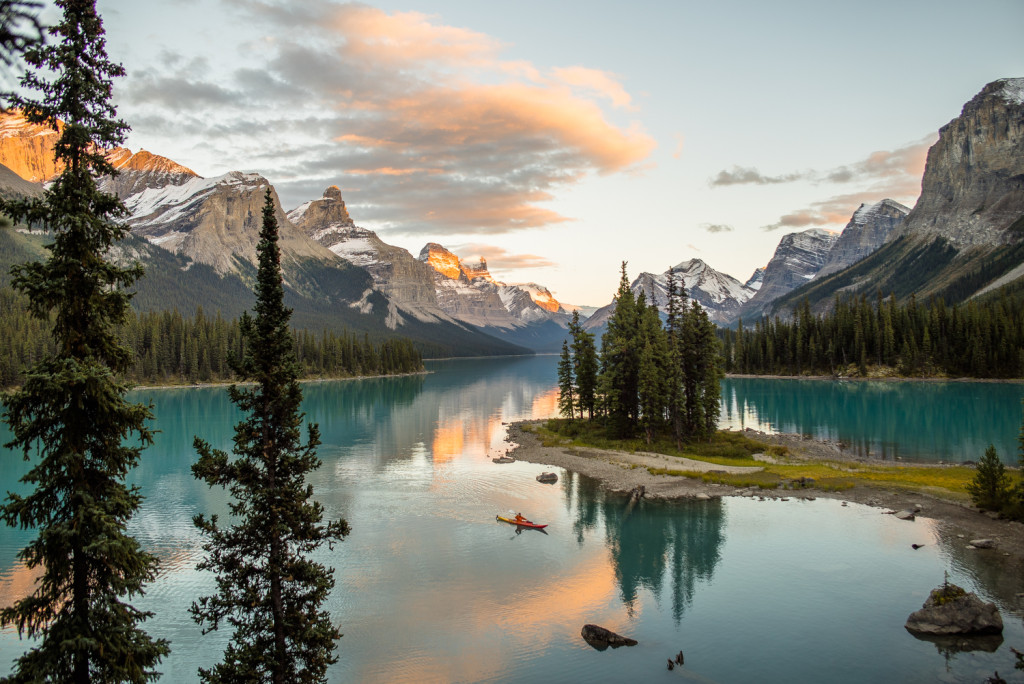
[723,287,1024,378]
[0,288,422,388]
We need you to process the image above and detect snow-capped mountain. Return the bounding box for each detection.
[744,267,765,291]
[584,258,755,331]
[418,243,569,330]
[737,228,839,321]
[762,78,1024,318]
[814,199,909,279]
[290,186,445,320]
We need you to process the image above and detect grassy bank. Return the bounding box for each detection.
[528,419,977,502]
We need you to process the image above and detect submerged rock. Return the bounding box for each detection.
[581,624,638,650]
[905,583,1003,636]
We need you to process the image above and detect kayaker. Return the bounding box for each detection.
[515,512,525,524]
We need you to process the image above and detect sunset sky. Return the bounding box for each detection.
[85,0,1024,306]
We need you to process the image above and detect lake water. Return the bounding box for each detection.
[1,356,1022,682]
[722,376,1024,464]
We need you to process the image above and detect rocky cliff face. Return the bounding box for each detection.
[738,228,839,321]
[106,170,334,284]
[584,258,755,330]
[0,112,62,183]
[763,78,1024,318]
[894,78,1024,248]
[103,148,198,197]
[815,199,909,279]
[290,187,444,317]
[418,243,567,330]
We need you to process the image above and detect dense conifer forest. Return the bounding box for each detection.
[0,287,423,388]
[721,288,1024,379]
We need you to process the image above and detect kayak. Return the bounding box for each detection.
[496,514,548,530]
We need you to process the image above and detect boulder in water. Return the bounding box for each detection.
[905,582,1003,636]
[580,624,638,650]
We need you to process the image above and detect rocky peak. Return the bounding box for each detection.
[893,77,1024,248]
[288,186,356,244]
[738,227,839,321]
[744,267,766,291]
[419,243,463,281]
[289,190,442,315]
[101,149,200,198]
[815,199,908,279]
[584,258,754,330]
[515,283,562,313]
[106,148,197,177]
[460,257,493,282]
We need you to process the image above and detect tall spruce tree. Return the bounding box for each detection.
[0,1,170,681]
[664,267,686,447]
[191,189,350,684]
[600,262,640,436]
[557,339,576,419]
[568,310,598,420]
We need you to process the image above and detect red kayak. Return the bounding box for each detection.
[496,514,548,529]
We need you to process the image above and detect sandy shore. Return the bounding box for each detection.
[507,421,1024,578]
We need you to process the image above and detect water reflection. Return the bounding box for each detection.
[601,497,724,622]
[721,377,1024,463]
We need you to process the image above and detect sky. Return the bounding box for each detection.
[69,1,1024,305]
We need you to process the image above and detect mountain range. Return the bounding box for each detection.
[0,111,573,356]
[0,77,1022,349]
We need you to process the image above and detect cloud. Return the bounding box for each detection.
[701,223,733,233]
[447,243,558,271]
[760,188,918,232]
[711,134,937,232]
[709,166,803,186]
[551,66,634,109]
[119,1,654,235]
[710,135,935,190]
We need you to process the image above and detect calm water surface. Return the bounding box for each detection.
[0,356,1022,682]
[722,376,1024,464]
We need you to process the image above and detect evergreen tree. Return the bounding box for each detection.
[636,300,668,443]
[664,268,687,447]
[557,339,576,419]
[693,301,723,440]
[569,310,598,420]
[191,189,350,684]
[966,445,1013,513]
[0,1,170,681]
[599,262,640,436]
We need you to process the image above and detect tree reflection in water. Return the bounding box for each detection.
[562,470,726,623]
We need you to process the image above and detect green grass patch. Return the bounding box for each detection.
[539,418,774,461]
[535,418,977,501]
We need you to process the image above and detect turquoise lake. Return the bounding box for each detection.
[0,355,1022,682]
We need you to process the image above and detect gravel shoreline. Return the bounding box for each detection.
[506,421,1024,579]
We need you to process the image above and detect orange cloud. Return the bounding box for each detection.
[174,0,656,234]
[329,5,504,68]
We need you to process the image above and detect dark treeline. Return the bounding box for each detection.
[0,287,423,387]
[721,290,1024,379]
